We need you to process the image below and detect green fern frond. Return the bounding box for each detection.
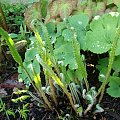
[39,21,54,55]
[36,54,64,87]
[72,31,89,91]
[0,27,23,66]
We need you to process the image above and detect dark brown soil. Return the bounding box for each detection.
[0,52,120,120]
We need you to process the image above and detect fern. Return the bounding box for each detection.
[38,20,54,55]
[0,27,23,66]
[71,31,89,91]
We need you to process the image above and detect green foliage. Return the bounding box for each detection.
[40,0,48,18]
[11,95,30,103]
[11,88,29,119]
[68,13,89,50]
[1,3,26,29]
[54,14,89,70]
[0,27,23,65]
[86,12,120,54]
[97,55,120,97]
[107,76,120,97]
[18,103,29,120]
[107,0,120,7]
[0,97,15,120]
[1,0,120,117]
[18,16,97,114]
[54,36,77,69]
[18,58,40,85]
[9,23,31,42]
[112,55,120,72]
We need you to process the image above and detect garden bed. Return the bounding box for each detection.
[0,0,120,120]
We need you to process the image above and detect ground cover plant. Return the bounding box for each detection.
[0,0,120,119]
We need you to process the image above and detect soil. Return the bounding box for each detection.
[0,52,120,120]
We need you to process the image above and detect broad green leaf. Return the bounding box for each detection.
[102,14,118,30]
[40,0,48,18]
[75,69,83,81]
[86,30,111,54]
[25,48,38,62]
[112,55,120,72]
[62,29,73,41]
[107,76,120,97]
[86,13,120,54]
[54,36,77,69]
[107,0,113,5]
[9,33,18,38]
[68,14,89,29]
[115,38,120,55]
[56,22,66,37]
[18,58,40,86]
[96,57,108,71]
[27,62,41,88]
[46,22,56,37]
[0,27,22,65]
[18,62,32,85]
[33,59,40,74]
[67,69,75,82]
[118,5,120,12]
[68,14,89,50]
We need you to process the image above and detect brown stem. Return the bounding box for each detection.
[62,87,77,112]
[49,78,57,106]
[0,3,7,31]
[39,89,53,110]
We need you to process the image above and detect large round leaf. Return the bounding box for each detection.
[68,14,89,50]
[86,13,120,54]
[86,30,111,54]
[54,36,78,69]
[107,76,120,97]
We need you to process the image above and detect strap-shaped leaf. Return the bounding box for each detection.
[0,27,22,65]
